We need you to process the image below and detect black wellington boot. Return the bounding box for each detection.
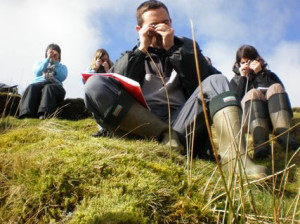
[244,100,271,159]
[268,93,299,151]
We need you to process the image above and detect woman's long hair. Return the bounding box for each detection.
[90,49,113,72]
[233,44,267,75]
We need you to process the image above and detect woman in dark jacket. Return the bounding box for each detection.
[230,45,298,158]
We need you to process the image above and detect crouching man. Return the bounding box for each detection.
[84,0,267,179]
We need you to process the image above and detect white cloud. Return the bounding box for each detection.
[0,0,103,98]
[0,0,142,99]
[0,0,299,108]
[201,41,236,79]
[169,0,300,106]
[267,41,300,107]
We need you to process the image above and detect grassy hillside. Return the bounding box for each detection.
[0,113,299,223]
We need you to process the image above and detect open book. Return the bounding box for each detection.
[82,73,148,109]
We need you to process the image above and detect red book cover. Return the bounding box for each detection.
[82,73,149,109]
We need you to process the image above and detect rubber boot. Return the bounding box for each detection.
[244,100,271,159]
[119,101,184,153]
[210,92,268,179]
[268,93,299,151]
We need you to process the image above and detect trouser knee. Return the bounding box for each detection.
[209,91,241,119]
[266,83,285,100]
[241,89,266,109]
[84,76,135,131]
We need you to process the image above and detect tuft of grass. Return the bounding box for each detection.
[0,115,299,223]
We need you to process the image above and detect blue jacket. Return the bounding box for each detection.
[32,58,68,85]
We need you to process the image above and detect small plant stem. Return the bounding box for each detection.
[190,19,235,220]
[145,50,174,181]
[292,189,300,223]
[188,115,196,193]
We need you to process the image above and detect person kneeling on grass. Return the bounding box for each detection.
[84,0,268,179]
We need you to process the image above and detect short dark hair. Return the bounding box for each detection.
[45,43,61,61]
[136,0,170,26]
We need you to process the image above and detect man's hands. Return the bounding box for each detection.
[154,23,174,51]
[138,23,174,52]
[137,25,153,52]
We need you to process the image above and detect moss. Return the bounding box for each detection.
[0,115,299,223]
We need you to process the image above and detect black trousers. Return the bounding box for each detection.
[19,81,66,118]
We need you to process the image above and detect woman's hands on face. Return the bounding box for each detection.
[96,59,110,72]
[239,61,250,76]
[102,61,110,72]
[47,49,59,63]
[249,60,262,74]
[239,59,262,76]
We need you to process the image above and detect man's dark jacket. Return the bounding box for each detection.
[110,36,221,100]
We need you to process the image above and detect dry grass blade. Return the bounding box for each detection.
[292,189,300,223]
[190,20,235,219]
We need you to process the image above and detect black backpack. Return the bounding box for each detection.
[0,83,18,94]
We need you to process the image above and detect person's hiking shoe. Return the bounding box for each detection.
[91,129,109,137]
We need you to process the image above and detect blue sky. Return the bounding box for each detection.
[1,0,300,106]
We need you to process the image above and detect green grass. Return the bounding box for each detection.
[0,115,299,223]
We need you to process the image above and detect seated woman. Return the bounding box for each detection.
[85,48,113,137]
[230,45,298,158]
[19,43,68,119]
[87,48,113,74]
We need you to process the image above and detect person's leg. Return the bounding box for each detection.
[91,124,109,137]
[209,91,268,179]
[266,83,299,150]
[172,75,230,132]
[84,75,183,150]
[84,75,131,130]
[38,83,66,118]
[119,101,183,150]
[171,74,231,156]
[242,89,271,159]
[19,82,45,118]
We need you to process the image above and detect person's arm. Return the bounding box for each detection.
[208,65,222,75]
[33,58,50,77]
[86,68,95,73]
[230,76,248,100]
[115,21,174,84]
[110,48,147,85]
[268,71,285,88]
[168,37,211,96]
[53,62,68,83]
